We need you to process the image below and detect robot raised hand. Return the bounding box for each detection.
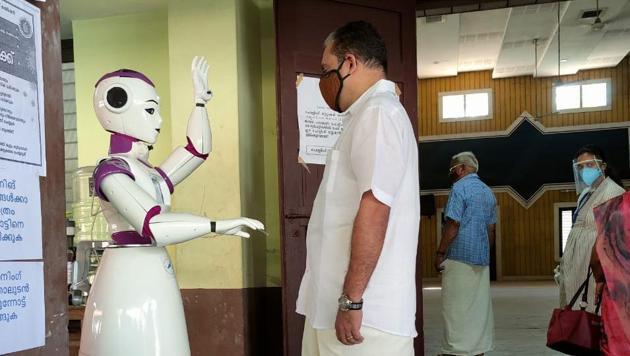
[192,56,213,103]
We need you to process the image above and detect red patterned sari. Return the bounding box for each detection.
[593,191,630,355]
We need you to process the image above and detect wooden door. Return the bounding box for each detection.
[274,1,419,354]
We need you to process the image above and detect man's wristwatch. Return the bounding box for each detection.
[338,294,363,311]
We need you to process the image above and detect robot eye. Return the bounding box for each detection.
[145,108,155,115]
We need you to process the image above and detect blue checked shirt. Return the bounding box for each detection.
[444,173,497,266]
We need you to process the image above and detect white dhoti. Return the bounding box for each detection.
[302,320,414,356]
[441,259,494,356]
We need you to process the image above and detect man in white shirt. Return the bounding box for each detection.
[296,21,420,356]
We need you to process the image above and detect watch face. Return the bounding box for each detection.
[338,295,351,311]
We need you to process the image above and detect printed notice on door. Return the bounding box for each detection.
[0,169,42,261]
[0,261,45,354]
[297,76,345,165]
[0,0,45,176]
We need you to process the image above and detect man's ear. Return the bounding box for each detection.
[345,53,359,74]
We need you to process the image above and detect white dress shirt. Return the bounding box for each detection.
[296,79,420,337]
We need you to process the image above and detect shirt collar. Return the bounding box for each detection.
[454,173,479,187]
[344,79,396,117]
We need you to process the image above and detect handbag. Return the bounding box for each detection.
[547,270,602,355]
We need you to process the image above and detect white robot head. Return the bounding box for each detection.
[93,69,162,144]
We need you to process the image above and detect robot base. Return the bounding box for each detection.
[79,246,191,356]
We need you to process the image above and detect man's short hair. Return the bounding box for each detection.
[324,21,387,73]
[452,151,479,172]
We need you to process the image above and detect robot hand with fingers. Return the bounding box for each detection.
[79,57,264,356]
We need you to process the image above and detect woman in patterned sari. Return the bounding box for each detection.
[592,191,630,355]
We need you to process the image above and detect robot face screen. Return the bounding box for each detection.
[94,70,163,144]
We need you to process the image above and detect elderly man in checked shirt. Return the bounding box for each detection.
[435,151,497,356]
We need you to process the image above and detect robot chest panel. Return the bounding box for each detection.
[126,159,172,208]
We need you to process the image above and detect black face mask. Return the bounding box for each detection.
[319,59,351,113]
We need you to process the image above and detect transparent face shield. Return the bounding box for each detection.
[572,158,603,195]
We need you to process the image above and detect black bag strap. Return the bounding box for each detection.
[568,270,592,309]
[567,269,603,313]
[595,294,602,314]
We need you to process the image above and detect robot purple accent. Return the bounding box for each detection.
[95,69,155,87]
[92,158,135,201]
[141,205,161,239]
[111,231,153,245]
[185,136,209,159]
[108,133,139,154]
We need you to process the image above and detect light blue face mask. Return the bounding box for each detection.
[581,167,602,186]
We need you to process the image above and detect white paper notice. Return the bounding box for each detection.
[297,76,345,165]
[0,261,45,354]
[0,169,42,260]
[0,0,45,176]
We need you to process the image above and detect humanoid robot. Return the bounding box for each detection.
[79,57,264,356]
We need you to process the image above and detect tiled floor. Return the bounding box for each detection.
[423,281,564,356]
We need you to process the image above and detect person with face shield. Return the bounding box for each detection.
[435,151,497,356]
[296,21,419,356]
[555,145,624,316]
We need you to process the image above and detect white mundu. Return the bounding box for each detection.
[296,79,420,339]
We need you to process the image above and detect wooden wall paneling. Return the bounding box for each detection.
[542,194,550,275]
[624,60,629,118]
[541,77,549,124]
[614,65,621,118]
[538,195,553,275]
[420,81,425,135]
[518,196,526,275]
[623,60,627,117]
[518,76,525,120]
[519,195,526,275]
[541,193,550,274]
[498,78,505,130]
[478,71,485,132]
[521,77,532,118]
[431,78,436,135]
[419,81,425,136]
[515,196,523,276]
[535,75,542,118]
[531,196,539,275]
[511,195,520,276]
[500,194,511,275]
[506,195,513,275]
[533,194,541,275]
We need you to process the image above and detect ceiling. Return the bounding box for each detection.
[417,0,630,79]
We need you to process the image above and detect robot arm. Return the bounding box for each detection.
[158,57,213,187]
[99,173,264,246]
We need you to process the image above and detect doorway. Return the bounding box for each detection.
[274,0,418,355]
